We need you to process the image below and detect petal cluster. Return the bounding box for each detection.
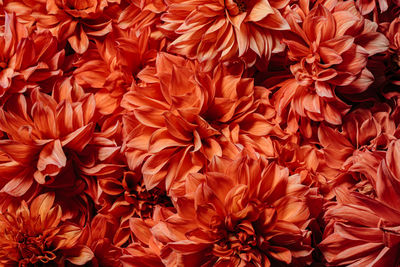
[0,0,398,266]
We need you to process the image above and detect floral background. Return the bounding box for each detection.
[0,0,399,266]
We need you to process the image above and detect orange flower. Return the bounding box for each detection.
[97,170,173,246]
[5,0,120,53]
[120,207,175,267]
[0,13,64,102]
[320,140,400,266]
[160,0,290,68]
[318,102,397,171]
[0,83,95,197]
[272,2,389,124]
[122,53,269,196]
[152,154,320,266]
[118,0,166,32]
[78,214,123,267]
[0,192,93,266]
[73,26,160,115]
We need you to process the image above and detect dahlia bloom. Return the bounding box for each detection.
[97,170,173,246]
[73,26,160,115]
[320,140,400,266]
[0,13,64,102]
[122,53,273,195]
[5,0,120,53]
[161,0,290,68]
[151,155,320,266]
[382,16,400,93]
[118,0,166,32]
[272,1,388,124]
[120,207,175,267]
[0,192,93,266]
[0,85,95,197]
[318,102,398,171]
[78,214,123,267]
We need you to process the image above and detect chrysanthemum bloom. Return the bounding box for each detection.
[0,192,93,266]
[149,155,319,266]
[4,0,120,53]
[73,26,160,115]
[320,139,400,266]
[0,84,95,198]
[122,52,278,196]
[160,0,290,68]
[272,1,389,125]
[0,13,64,102]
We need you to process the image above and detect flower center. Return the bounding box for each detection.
[16,232,56,264]
[233,0,247,12]
[125,180,172,219]
[213,222,259,262]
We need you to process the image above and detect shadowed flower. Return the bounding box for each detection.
[272,1,389,124]
[320,139,400,266]
[160,0,290,68]
[150,154,320,266]
[0,192,93,266]
[97,170,173,246]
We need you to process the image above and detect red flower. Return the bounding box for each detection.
[0,13,64,102]
[272,2,388,124]
[160,0,290,68]
[320,140,400,266]
[0,84,95,197]
[0,192,93,266]
[5,0,120,53]
[151,154,320,266]
[73,26,160,115]
[122,53,271,196]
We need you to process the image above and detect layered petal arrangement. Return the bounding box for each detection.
[0,0,399,266]
[161,0,290,68]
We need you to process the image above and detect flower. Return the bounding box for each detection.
[0,83,95,198]
[152,154,320,266]
[0,192,93,266]
[122,53,270,196]
[78,214,123,267]
[73,26,160,115]
[120,207,175,267]
[5,0,120,53]
[272,2,389,124]
[160,0,290,68]
[0,13,64,103]
[320,140,400,266]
